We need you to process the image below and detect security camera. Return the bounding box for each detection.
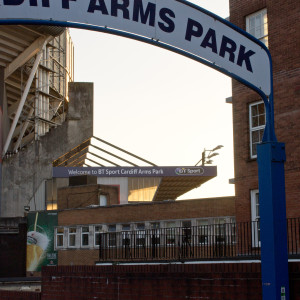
[24,205,30,212]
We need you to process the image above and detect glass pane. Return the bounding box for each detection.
[136,223,145,230]
[95,225,102,232]
[122,224,130,231]
[82,227,89,233]
[109,234,116,247]
[82,234,89,246]
[57,227,64,234]
[258,115,265,126]
[251,105,258,117]
[259,129,265,141]
[252,143,257,156]
[252,130,260,143]
[197,219,208,226]
[256,194,260,217]
[95,233,100,246]
[57,235,63,247]
[249,18,255,30]
[252,116,259,127]
[69,227,76,233]
[166,222,176,228]
[69,235,75,246]
[258,103,265,115]
[166,228,175,244]
[151,222,160,229]
[247,9,268,43]
[108,225,116,232]
[182,221,191,228]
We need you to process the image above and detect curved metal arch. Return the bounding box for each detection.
[0,8,275,141]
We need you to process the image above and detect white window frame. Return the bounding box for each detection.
[55,227,64,249]
[197,219,210,245]
[135,223,146,247]
[108,225,117,248]
[150,222,160,246]
[121,224,131,247]
[94,225,104,247]
[165,221,177,246]
[181,220,192,246]
[249,101,266,158]
[68,227,77,248]
[251,189,261,247]
[81,226,90,248]
[246,9,268,47]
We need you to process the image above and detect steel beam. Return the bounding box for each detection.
[2,37,51,157]
[4,35,51,79]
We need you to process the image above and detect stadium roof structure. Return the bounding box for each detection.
[53,136,217,201]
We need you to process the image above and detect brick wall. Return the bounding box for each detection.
[58,184,119,210]
[40,262,300,300]
[58,197,235,226]
[229,0,300,222]
[41,263,262,300]
[58,249,99,266]
[0,291,41,300]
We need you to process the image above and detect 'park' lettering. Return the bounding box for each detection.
[185,18,256,73]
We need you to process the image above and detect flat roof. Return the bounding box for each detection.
[52,137,217,201]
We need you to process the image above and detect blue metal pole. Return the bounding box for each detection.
[257,94,289,299]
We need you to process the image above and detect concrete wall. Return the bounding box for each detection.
[1,83,93,217]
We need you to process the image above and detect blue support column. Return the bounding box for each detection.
[257,142,289,300]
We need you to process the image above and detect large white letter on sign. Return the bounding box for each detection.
[0,0,271,97]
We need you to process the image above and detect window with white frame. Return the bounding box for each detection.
[150,222,160,245]
[122,224,131,247]
[56,227,64,248]
[249,101,266,158]
[214,218,226,244]
[251,189,260,247]
[81,226,90,247]
[68,227,77,247]
[197,219,209,245]
[165,221,176,245]
[108,225,117,247]
[246,9,268,47]
[181,221,192,245]
[136,223,146,247]
[94,225,103,247]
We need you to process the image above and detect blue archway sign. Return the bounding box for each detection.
[0,0,289,299]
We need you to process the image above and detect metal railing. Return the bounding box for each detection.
[98,218,300,262]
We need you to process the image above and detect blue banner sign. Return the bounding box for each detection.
[53,166,217,177]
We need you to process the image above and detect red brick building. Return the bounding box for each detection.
[56,195,235,265]
[229,0,300,223]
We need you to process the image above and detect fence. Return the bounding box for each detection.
[98,218,300,261]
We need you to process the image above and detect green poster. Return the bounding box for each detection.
[27,211,58,272]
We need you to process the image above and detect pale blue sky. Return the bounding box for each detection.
[69,0,234,199]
